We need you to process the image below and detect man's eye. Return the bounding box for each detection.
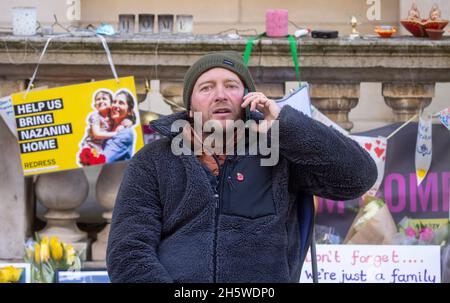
[200,86,211,92]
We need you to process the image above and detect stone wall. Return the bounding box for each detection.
[0,0,399,35]
[79,0,399,35]
[0,27,449,261]
[2,1,449,36]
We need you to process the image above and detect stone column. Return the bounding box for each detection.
[35,169,89,258]
[309,83,360,131]
[0,80,35,260]
[382,83,434,122]
[91,161,127,261]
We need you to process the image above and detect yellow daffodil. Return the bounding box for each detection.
[64,244,76,265]
[0,266,22,283]
[25,247,33,260]
[0,268,11,283]
[50,236,63,261]
[7,266,22,282]
[26,234,83,282]
[40,236,50,263]
[34,243,41,265]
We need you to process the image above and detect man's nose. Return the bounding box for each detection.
[213,85,227,101]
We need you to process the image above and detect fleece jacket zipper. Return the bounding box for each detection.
[213,156,229,283]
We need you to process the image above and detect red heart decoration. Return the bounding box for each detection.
[364,143,372,151]
[382,156,386,161]
[374,147,385,158]
[376,140,380,145]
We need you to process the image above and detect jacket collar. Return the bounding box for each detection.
[150,111,189,138]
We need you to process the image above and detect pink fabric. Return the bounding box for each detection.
[266,9,288,37]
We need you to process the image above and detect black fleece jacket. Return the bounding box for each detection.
[106,105,377,282]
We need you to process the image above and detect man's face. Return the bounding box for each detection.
[190,67,245,129]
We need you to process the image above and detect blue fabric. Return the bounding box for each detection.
[103,128,134,163]
[106,106,377,282]
[297,193,314,268]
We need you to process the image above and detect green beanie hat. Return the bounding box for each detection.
[183,51,256,111]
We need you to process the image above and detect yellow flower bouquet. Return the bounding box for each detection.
[24,234,81,283]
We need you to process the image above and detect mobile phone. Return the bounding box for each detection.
[244,88,250,122]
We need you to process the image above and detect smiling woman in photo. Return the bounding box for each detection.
[103,89,137,163]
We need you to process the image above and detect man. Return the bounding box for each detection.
[106,51,377,282]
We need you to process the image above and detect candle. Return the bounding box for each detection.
[266,9,288,37]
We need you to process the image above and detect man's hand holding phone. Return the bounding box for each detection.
[242,91,280,133]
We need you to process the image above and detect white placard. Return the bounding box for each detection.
[276,84,311,117]
[349,135,387,193]
[310,105,349,136]
[300,244,441,283]
[0,96,17,137]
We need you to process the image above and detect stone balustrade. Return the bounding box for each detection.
[0,34,449,263]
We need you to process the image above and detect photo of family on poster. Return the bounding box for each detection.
[77,88,138,166]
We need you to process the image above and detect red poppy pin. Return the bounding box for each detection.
[236,172,244,182]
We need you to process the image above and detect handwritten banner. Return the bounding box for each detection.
[300,245,441,283]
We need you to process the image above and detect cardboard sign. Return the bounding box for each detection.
[11,77,144,176]
[300,244,441,283]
